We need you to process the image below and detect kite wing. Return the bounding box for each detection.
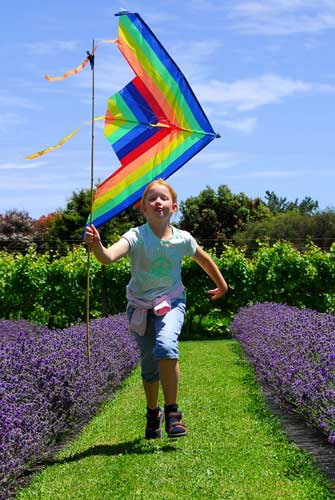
[91,11,217,227]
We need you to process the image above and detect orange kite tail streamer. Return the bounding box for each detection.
[45,59,90,82]
[44,39,117,82]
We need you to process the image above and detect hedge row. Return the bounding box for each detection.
[0,248,130,328]
[231,303,335,443]
[0,316,139,500]
[0,241,334,331]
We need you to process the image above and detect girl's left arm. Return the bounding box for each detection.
[192,246,228,300]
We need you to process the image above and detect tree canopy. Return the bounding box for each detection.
[264,190,319,215]
[1,185,331,254]
[46,188,144,253]
[178,185,270,250]
[234,210,335,252]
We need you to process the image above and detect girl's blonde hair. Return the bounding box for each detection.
[141,179,177,209]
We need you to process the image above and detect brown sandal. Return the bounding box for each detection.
[165,411,187,438]
[145,407,164,439]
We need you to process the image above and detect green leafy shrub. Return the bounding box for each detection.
[234,210,335,252]
[0,242,334,332]
[0,247,129,328]
[252,241,335,312]
[45,248,102,327]
[181,246,253,338]
[1,248,50,324]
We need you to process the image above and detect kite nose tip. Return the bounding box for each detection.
[215,132,221,138]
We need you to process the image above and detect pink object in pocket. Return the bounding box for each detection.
[153,297,171,316]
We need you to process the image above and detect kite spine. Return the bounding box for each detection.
[86,39,95,366]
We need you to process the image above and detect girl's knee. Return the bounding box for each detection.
[141,367,160,383]
[153,335,179,359]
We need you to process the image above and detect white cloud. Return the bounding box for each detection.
[191,151,245,169]
[225,169,301,179]
[190,0,335,34]
[0,113,27,132]
[227,0,335,35]
[168,40,223,82]
[225,166,335,180]
[140,12,179,25]
[221,117,258,134]
[171,40,222,60]
[0,161,46,170]
[0,95,43,111]
[194,74,335,111]
[24,40,81,56]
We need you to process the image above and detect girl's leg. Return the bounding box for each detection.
[153,300,185,406]
[128,308,160,404]
[159,358,179,405]
[127,308,163,439]
[161,360,187,437]
[143,379,160,409]
[153,301,187,437]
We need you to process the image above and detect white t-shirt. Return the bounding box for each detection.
[122,223,198,300]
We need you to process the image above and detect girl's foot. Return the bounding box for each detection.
[165,411,187,438]
[145,407,164,439]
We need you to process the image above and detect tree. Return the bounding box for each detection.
[47,188,144,253]
[46,189,91,253]
[233,210,335,252]
[298,196,319,215]
[264,190,319,215]
[178,185,270,252]
[0,210,35,252]
[33,213,57,252]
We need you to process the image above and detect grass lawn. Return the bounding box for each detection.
[16,340,335,500]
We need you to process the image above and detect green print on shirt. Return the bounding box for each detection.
[150,257,173,277]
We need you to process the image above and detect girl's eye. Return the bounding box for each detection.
[147,193,169,202]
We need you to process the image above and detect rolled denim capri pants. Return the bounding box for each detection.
[127,298,186,383]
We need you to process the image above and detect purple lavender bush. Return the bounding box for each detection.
[0,315,139,499]
[231,302,335,444]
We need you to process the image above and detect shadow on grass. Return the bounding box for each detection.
[48,438,178,465]
[10,439,179,500]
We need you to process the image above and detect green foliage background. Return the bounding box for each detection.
[234,210,335,252]
[1,242,334,334]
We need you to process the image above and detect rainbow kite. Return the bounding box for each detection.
[26,11,219,226]
[91,11,218,227]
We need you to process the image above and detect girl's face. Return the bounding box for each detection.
[142,185,177,222]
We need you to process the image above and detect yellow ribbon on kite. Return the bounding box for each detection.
[44,39,117,81]
[25,117,106,160]
[26,39,117,159]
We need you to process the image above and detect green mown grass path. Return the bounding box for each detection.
[17,340,335,500]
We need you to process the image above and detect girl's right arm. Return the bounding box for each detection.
[84,224,130,264]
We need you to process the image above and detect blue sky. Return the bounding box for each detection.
[1,0,335,218]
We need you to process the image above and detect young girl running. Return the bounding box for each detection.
[84,179,228,439]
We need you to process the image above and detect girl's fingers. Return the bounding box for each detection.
[208,288,224,300]
[84,227,95,243]
[84,225,100,244]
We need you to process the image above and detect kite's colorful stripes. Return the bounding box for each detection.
[91,12,216,227]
